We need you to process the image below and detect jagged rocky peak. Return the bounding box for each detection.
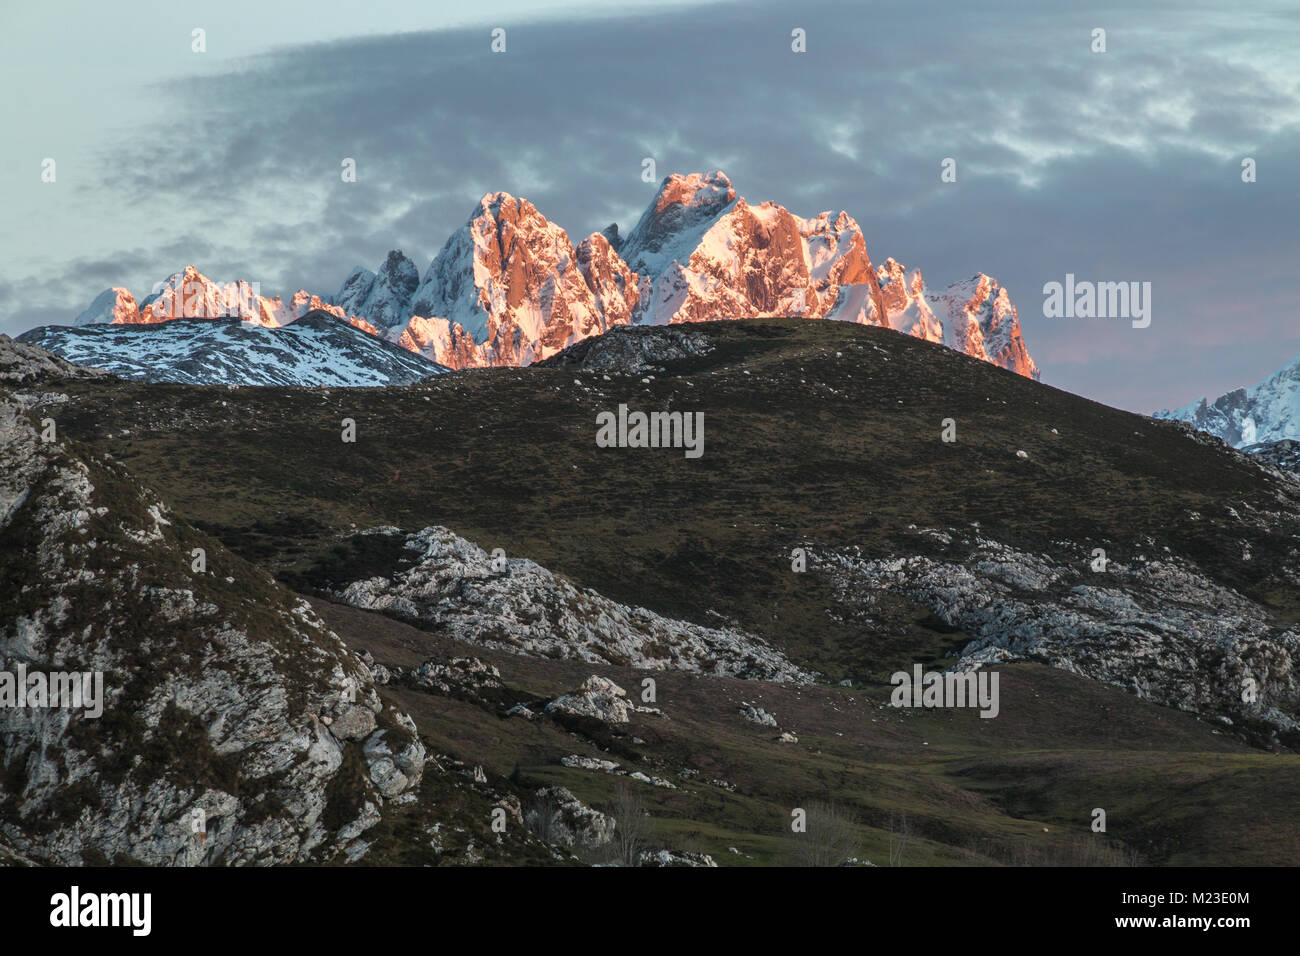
[824,257,1037,380]
[625,179,888,330]
[869,258,945,342]
[577,230,641,330]
[1156,352,1300,447]
[135,265,277,327]
[336,250,420,331]
[936,273,1039,380]
[395,315,478,370]
[79,265,356,331]
[405,191,610,366]
[620,170,739,275]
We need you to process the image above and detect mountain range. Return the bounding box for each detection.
[37,172,1040,382]
[1156,351,1300,448]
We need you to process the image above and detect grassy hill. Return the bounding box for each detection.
[38,317,1300,864]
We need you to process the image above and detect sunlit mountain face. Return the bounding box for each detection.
[54,172,1039,378]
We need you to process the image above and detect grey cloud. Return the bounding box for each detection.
[14,0,1297,413]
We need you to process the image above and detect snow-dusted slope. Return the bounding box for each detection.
[19,313,447,387]
[1156,353,1300,447]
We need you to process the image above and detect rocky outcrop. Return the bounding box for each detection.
[407,657,503,697]
[638,849,717,867]
[334,526,814,682]
[536,323,713,375]
[739,703,779,727]
[813,530,1300,739]
[1244,439,1300,478]
[0,394,423,865]
[525,786,615,848]
[545,675,633,724]
[0,334,109,385]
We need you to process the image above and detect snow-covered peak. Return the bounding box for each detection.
[407,191,608,365]
[335,250,419,330]
[1156,352,1300,447]
[336,265,377,313]
[73,287,140,326]
[620,171,739,276]
[135,266,284,327]
[874,258,944,342]
[929,274,1038,379]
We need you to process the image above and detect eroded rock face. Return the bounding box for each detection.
[525,786,615,848]
[546,676,633,724]
[362,720,426,799]
[536,323,713,375]
[813,530,1300,737]
[0,396,420,865]
[333,526,814,682]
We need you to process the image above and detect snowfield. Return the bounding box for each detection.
[19,313,447,387]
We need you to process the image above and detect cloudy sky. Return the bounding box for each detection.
[2,0,1297,412]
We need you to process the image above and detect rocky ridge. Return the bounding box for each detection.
[812,529,1300,742]
[333,526,814,683]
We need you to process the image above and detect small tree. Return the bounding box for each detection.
[787,800,862,867]
[608,783,652,866]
